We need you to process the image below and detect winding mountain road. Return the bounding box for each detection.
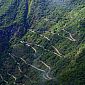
[52,45,62,56]
[9,53,22,73]
[8,28,77,82]
[7,73,17,84]
[0,74,8,84]
[9,53,52,80]
[8,53,31,84]
[40,34,50,41]
[20,41,62,57]
[62,29,76,41]
[46,29,76,42]
[40,61,52,80]
[20,56,52,80]
[23,29,62,57]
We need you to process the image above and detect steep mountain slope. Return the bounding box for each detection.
[0,0,85,85]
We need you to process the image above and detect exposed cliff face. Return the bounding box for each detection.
[0,0,85,85]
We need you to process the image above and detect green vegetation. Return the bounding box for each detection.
[0,0,85,85]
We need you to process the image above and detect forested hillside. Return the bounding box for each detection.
[0,0,85,85]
